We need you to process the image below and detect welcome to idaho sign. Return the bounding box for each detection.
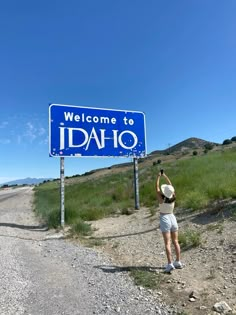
[49,104,147,158]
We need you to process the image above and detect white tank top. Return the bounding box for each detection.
[159,202,175,214]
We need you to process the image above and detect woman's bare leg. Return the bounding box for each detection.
[171,231,181,261]
[162,232,172,264]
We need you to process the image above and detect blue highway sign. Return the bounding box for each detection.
[49,104,147,158]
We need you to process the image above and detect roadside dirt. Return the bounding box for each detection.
[1,187,175,315]
[89,202,236,315]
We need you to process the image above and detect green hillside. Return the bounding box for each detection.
[34,146,236,231]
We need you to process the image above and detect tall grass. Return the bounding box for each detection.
[34,171,134,229]
[34,181,60,228]
[178,229,201,249]
[172,149,236,209]
[140,149,236,210]
[34,148,236,228]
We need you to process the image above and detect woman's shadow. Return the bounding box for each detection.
[0,222,48,231]
[95,264,164,273]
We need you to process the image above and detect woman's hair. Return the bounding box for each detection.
[161,194,176,204]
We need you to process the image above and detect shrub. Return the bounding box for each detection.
[130,269,163,289]
[231,136,236,142]
[192,151,198,156]
[204,143,214,150]
[70,219,92,236]
[223,139,232,145]
[178,229,201,250]
[153,159,161,166]
[47,208,60,228]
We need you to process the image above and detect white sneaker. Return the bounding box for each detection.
[164,263,175,273]
[173,260,183,269]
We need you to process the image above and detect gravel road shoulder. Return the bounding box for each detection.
[0,187,172,315]
[89,204,236,315]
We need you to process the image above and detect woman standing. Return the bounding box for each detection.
[156,170,183,273]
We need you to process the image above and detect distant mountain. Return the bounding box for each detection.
[0,177,54,186]
[150,137,218,155]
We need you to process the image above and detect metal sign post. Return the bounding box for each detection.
[133,157,140,210]
[60,157,65,227]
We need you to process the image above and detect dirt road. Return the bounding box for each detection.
[0,187,171,315]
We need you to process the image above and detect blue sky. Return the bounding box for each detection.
[0,0,236,184]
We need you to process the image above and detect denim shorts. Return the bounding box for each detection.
[160,213,178,233]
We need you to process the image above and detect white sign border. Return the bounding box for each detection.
[49,103,147,158]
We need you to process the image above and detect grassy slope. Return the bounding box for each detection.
[34,147,236,229]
